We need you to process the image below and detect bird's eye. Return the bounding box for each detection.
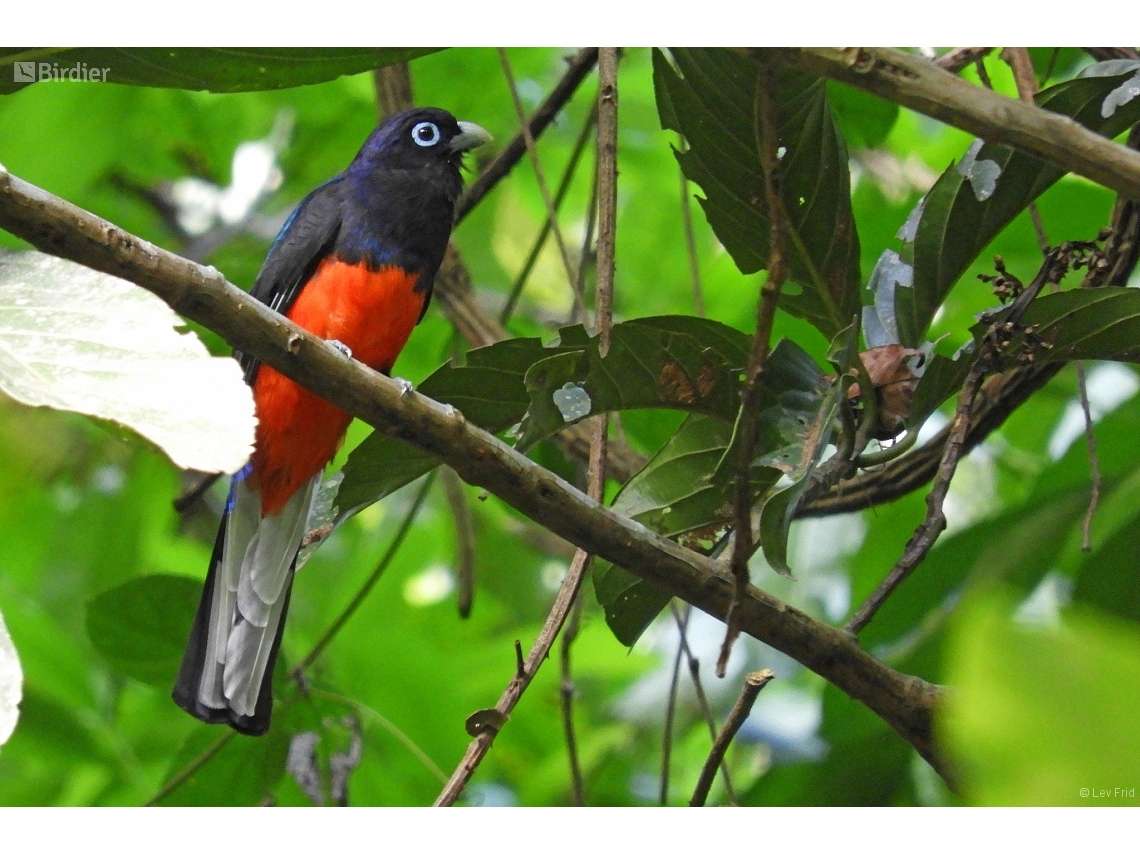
[411,121,441,147]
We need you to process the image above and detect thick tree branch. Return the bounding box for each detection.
[757,47,1140,200]
[0,164,944,775]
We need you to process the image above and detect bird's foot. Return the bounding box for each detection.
[394,377,414,397]
[327,339,352,359]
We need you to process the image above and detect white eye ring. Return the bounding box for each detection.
[411,121,441,147]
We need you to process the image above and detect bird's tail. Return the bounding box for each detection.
[173,473,320,736]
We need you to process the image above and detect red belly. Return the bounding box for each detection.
[249,258,425,516]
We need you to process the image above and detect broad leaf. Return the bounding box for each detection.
[899,60,1140,346]
[1016,287,1140,364]
[654,48,862,338]
[517,317,753,449]
[85,575,201,687]
[593,415,783,646]
[1,48,440,95]
[0,251,255,473]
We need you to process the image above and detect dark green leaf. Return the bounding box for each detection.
[825,81,899,149]
[654,48,862,338]
[1,48,441,95]
[1072,506,1140,625]
[517,317,753,449]
[591,562,674,648]
[900,60,1140,346]
[85,575,200,687]
[1016,288,1140,364]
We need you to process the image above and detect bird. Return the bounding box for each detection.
[173,107,491,736]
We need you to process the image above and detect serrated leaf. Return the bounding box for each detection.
[1,48,441,95]
[85,575,201,687]
[0,251,255,473]
[900,60,1140,346]
[654,48,862,338]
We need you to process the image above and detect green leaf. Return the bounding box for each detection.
[156,724,290,806]
[900,60,1140,346]
[1015,288,1140,364]
[0,251,255,473]
[1072,505,1140,625]
[943,590,1140,805]
[591,562,674,648]
[825,81,899,149]
[0,48,441,95]
[517,317,752,449]
[653,48,862,338]
[85,575,200,687]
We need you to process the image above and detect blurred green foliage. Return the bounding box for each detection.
[0,47,1138,807]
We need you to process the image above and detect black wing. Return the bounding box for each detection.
[238,175,346,383]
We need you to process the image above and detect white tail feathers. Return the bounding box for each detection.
[198,474,320,717]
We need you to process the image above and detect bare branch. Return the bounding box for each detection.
[0,164,945,775]
[689,670,773,807]
[757,47,1140,200]
[935,47,994,74]
[441,467,476,618]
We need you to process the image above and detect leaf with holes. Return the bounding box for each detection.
[654,48,862,338]
[899,59,1140,346]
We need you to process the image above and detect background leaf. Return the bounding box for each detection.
[0,48,441,95]
[0,250,255,473]
[85,575,201,688]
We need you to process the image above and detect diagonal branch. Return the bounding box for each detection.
[756,47,1140,200]
[0,164,945,776]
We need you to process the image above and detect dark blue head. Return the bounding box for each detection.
[351,107,491,185]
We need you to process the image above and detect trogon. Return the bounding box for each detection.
[173,107,491,736]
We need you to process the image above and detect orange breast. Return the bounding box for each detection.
[249,258,426,517]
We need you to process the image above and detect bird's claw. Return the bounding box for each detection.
[327,339,352,359]
[394,377,414,397]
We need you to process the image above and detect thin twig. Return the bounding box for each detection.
[440,466,476,618]
[935,47,994,75]
[434,548,593,806]
[500,104,598,325]
[145,731,235,806]
[173,471,221,513]
[1076,362,1102,551]
[660,603,689,805]
[292,474,435,674]
[673,605,737,802]
[678,162,705,317]
[1000,48,1050,252]
[689,670,773,807]
[718,61,788,678]
[560,592,587,806]
[311,689,449,784]
[457,48,598,224]
[846,247,1075,635]
[497,47,584,319]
